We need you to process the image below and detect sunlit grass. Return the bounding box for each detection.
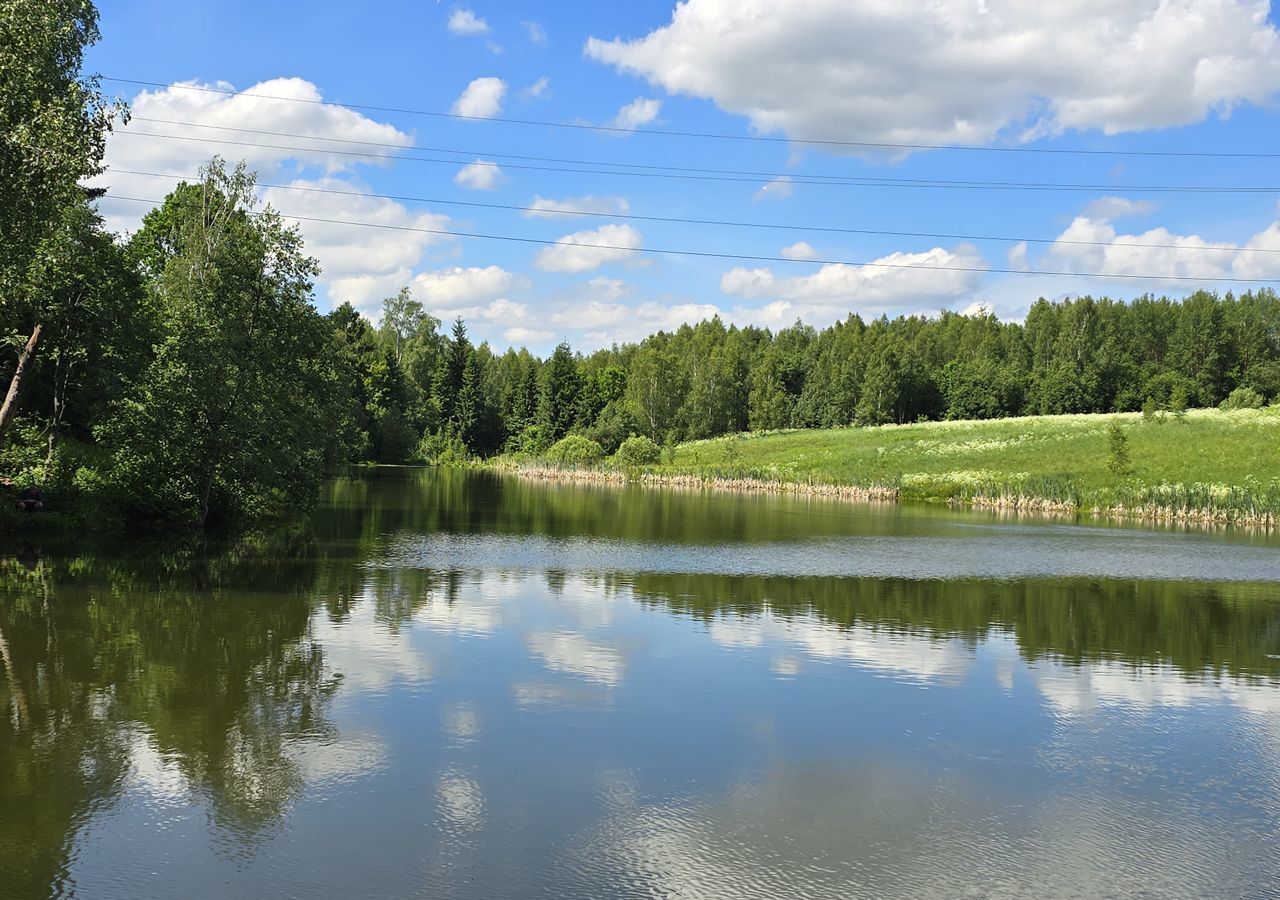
[656,407,1280,523]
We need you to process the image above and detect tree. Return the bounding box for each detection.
[102,159,341,528]
[19,199,147,476]
[538,341,582,442]
[434,318,471,431]
[0,0,123,452]
[627,341,683,439]
[1106,423,1132,476]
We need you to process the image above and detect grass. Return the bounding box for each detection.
[511,407,1280,526]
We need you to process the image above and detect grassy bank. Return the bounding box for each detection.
[503,407,1280,527]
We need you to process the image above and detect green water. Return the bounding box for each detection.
[2,467,1279,898]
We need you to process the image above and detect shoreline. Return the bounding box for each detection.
[498,463,1278,530]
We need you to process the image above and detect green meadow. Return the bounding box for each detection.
[642,407,1280,523]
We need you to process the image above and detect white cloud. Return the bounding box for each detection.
[92,77,414,234]
[1047,204,1280,283]
[454,158,503,190]
[411,265,527,306]
[523,194,630,219]
[260,178,452,313]
[451,77,507,118]
[721,244,988,314]
[1081,196,1157,220]
[521,77,551,99]
[505,326,555,344]
[781,241,820,260]
[1007,241,1029,271]
[586,0,1280,147]
[584,276,633,301]
[522,20,548,45]
[754,176,793,201]
[535,223,644,273]
[611,97,662,130]
[552,298,725,347]
[526,630,625,687]
[447,8,490,36]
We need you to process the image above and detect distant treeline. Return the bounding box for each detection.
[3,0,1279,529]
[353,283,1280,467]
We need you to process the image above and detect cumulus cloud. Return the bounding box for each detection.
[611,97,662,130]
[447,8,490,36]
[781,241,820,260]
[454,159,503,190]
[551,298,725,347]
[451,77,507,118]
[410,265,527,306]
[1047,206,1280,283]
[1007,242,1030,271]
[721,244,988,315]
[92,77,414,234]
[586,0,1280,147]
[523,194,630,219]
[1081,196,1158,220]
[754,176,793,201]
[522,20,547,44]
[505,326,556,344]
[584,276,633,301]
[536,223,644,273]
[521,76,551,99]
[260,178,452,312]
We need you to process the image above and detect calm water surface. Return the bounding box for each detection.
[3,468,1280,899]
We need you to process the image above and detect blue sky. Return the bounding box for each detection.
[88,0,1280,352]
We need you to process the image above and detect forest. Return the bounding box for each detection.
[4,1,1280,531]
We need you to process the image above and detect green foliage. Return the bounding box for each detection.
[1219,386,1266,410]
[1106,423,1132,476]
[614,434,661,466]
[99,160,341,528]
[538,341,581,442]
[1141,397,1166,424]
[544,434,605,465]
[418,430,472,465]
[0,0,122,303]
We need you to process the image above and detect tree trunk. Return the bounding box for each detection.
[0,325,43,453]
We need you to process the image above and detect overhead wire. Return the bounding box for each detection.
[109,168,1280,255]
[103,77,1280,159]
[110,130,1280,194]
[99,193,1280,285]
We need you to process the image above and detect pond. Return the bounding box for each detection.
[2,467,1279,898]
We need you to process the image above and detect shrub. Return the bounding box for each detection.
[1219,386,1266,411]
[614,434,661,466]
[1106,423,1132,476]
[418,431,472,465]
[1141,397,1166,424]
[544,434,605,465]
[504,423,549,456]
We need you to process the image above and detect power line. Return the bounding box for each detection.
[127,116,902,183]
[111,130,1280,194]
[104,77,1280,160]
[99,193,1280,285]
[110,168,1280,255]
[124,117,1280,194]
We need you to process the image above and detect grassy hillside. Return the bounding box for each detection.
[612,407,1280,524]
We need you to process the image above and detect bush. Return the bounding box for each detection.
[614,434,661,466]
[544,434,605,465]
[418,431,472,465]
[1141,397,1166,424]
[504,423,549,456]
[1219,386,1266,411]
[1106,423,1132,476]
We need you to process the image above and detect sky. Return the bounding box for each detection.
[86,0,1280,353]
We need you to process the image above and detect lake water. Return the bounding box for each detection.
[3,467,1280,899]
